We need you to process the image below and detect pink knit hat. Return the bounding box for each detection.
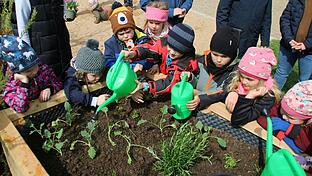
[281,80,312,121]
[145,7,169,22]
[238,47,276,89]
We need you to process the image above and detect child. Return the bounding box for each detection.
[140,0,193,26]
[143,1,170,42]
[124,23,198,103]
[64,39,110,107]
[186,26,239,111]
[191,47,281,126]
[88,0,112,24]
[104,2,154,72]
[273,0,312,90]
[257,80,312,173]
[0,35,63,112]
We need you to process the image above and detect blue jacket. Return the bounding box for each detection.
[140,0,193,26]
[104,28,154,69]
[280,0,312,54]
[216,0,272,57]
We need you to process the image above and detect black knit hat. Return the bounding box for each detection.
[210,26,240,60]
[75,39,104,74]
[167,23,195,54]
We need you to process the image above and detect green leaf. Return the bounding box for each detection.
[127,156,132,164]
[64,101,72,112]
[65,113,72,125]
[55,141,66,151]
[87,121,96,132]
[137,119,147,126]
[88,146,96,159]
[195,121,204,131]
[113,131,122,136]
[160,105,168,114]
[80,130,90,140]
[170,123,177,129]
[204,125,212,132]
[101,107,108,114]
[217,137,227,148]
[43,129,51,138]
[124,121,129,128]
[42,141,52,151]
[51,120,58,127]
[56,128,64,139]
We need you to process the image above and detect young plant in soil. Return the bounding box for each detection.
[64,101,78,126]
[108,120,158,164]
[223,153,240,169]
[137,105,177,133]
[28,121,67,156]
[70,120,97,159]
[154,121,227,176]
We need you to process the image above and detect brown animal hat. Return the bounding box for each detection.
[109,5,135,34]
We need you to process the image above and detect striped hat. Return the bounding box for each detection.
[167,23,195,54]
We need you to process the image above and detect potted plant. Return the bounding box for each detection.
[65,0,79,21]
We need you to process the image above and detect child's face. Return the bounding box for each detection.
[239,73,260,91]
[147,20,164,36]
[168,46,183,60]
[86,73,101,84]
[280,108,304,125]
[21,64,39,78]
[211,51,231,68]
[116,28,134,42]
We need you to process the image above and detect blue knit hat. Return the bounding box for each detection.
[167,23,195,54]
[0,35,39,73]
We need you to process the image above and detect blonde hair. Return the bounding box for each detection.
[75,70,104,93]
[227,71,281,102]
[143,1,169,29]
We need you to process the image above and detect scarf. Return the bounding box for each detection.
[295,0,312,42]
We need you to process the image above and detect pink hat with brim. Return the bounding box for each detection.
[281,80,312,120]
[145,7,168,22]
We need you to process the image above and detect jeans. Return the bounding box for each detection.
[274,45,312,89]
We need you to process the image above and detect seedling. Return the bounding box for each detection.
[195,121,227,148]
[29,122,67,155]
[101,107,108,117]
[64,101,79,126]
[154,122,213,176]
[108,120,158,165]
[70,120,97,159]
[224,153,240,169]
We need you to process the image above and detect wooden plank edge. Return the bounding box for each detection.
[201,102,296,155]
[0,113,48,176]
[1,82,106,123]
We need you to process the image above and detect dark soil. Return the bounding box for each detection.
[22,95,263,176]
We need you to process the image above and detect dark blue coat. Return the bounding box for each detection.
[280,0,312,54]
[104,28,154,69]
[140,0,193,26]
[216,0,272,57]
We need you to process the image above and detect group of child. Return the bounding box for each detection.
[0,0,311,173]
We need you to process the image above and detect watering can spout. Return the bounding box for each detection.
[96,92,118,113]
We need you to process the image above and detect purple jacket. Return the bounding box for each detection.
[3,63,63,112]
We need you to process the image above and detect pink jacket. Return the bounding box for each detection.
[3,64,63,112]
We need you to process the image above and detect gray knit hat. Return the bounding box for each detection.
[167,23,195,54]
[75,39,104,73]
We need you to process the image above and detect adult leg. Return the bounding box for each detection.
[274,45,297,89]
[298,54,312,82]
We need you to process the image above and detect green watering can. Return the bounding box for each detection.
[261,109,306,176]
[93,53,137,119]
[168,74,194,120]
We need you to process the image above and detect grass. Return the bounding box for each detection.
[270,39,299,93]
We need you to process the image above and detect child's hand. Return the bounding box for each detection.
[289,40,298,48]
[178,8,187,18]
[293,43,306,51]
[14,73,29,83]
[147,64,159,75]
[180,71,191,81]
[186,95,200,110]
[131,90,144,103]
[173,8,184,16]
[225,92,239,113]
[39,88,51,102]
[130,80,145,94]
[97,94,110,106]
[245,87,268,99]
[133,64,143,73]
[121,50,134,60]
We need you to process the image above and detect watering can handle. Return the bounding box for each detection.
[263,109,273,163]
[179,74,188,95]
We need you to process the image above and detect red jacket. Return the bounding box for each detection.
[132,38,198,94]
[257,104,312,155]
